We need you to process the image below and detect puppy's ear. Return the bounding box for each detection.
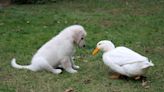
[73,30,83,44]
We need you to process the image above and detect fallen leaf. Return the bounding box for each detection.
[142,80,150,89]
[64,87,74,92]
[142,80,148,86]
[144,85,150,89]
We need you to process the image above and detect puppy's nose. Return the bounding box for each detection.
[83,45,86,47]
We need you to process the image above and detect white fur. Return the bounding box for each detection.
[11,25,87,74]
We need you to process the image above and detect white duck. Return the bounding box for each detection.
[92,40,154,79]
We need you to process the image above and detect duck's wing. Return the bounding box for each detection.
[108,47,148,66]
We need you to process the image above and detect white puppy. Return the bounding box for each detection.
[11,25,87,74]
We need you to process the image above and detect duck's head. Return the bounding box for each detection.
[92,40,115,56]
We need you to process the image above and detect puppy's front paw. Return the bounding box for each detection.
[66,69,77,73]
[70,70,77,73]
[73,65,80,69]
[53,69,62,74]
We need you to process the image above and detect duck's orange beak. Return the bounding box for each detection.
[92,47,100,56]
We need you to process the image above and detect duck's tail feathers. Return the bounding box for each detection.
[149,60,154,66]
[11,58,35,71]
[141,59,154,69]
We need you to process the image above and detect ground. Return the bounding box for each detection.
[0,0,164,92]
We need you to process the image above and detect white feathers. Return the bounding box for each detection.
[94,40,154,77]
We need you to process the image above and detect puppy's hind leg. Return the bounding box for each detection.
[71,56,80,70]
[61,57,77,73]
[37,58,62,74]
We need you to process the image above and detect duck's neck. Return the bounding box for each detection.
[104,46,115,52]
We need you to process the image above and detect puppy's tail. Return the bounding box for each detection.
[11,58,36,71]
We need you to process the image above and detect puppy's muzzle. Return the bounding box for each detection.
[78,43,86,48]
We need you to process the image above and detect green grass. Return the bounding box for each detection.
[0,0,164,92]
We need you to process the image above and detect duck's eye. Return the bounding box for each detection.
[98,43,101,45]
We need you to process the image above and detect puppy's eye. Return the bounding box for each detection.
[81,38,84,40]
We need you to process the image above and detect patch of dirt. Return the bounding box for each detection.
[100,19,112,28]
[0,74,14,81]
[83,79,91,84]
